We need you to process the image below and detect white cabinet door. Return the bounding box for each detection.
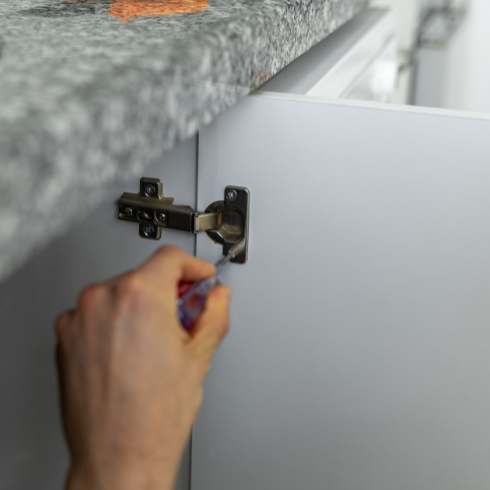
[192,93,490,490]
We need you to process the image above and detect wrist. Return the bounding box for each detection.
[65,461,174,490]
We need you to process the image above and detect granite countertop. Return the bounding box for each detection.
[0,0,369,282]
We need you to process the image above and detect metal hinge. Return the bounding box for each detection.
[117,178,250,263]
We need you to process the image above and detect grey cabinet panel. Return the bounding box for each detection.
[192,94,490,490]
[0,137,198,490]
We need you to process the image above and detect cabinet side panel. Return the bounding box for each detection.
[0,137,198,490]
[193,96,490,490]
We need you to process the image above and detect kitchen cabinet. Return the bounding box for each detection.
[2,6,490,490]
[190,8,490,490]
[0,140,199,490]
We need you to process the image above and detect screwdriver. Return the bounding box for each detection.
[177,252,234,330]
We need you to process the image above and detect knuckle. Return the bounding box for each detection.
[116,272,147,306]
[78,284,106,316]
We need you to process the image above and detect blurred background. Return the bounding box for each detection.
[372,0,490,112]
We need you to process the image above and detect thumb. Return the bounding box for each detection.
[188,285,231,373]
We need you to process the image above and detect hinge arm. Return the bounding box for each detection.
[193,212,220,233]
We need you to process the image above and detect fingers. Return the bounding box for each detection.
[188,286,231,373]
[140,246,216,290]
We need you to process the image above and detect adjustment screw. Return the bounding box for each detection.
[144,225,155,236]
[145,184,156,196]
[157,213,167,223]
[124,207,134,218]
[226,189,237,201]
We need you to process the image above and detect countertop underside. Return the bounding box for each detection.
[0,0,369,282]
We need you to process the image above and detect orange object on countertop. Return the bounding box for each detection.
[109,0,209,24]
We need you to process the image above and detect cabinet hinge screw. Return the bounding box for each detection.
[145,184,156,196]
[144,225,156,236]
[226,189,237,201]
[157,213,167,224]
[124,207,134,217]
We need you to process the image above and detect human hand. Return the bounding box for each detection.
[55,246,231,490]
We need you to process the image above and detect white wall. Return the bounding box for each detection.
[373,0,490,113]
[443,0,490,112]
[371,0,420,50]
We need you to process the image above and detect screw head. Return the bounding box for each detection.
[226,189,237,201]
[144,225,155,236]
[124,207,134,218]
[144,184,156,197]
[157,213,167,223]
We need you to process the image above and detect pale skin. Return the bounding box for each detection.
[55,246,231,490]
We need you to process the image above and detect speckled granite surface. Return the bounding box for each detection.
[0,0,369,282]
